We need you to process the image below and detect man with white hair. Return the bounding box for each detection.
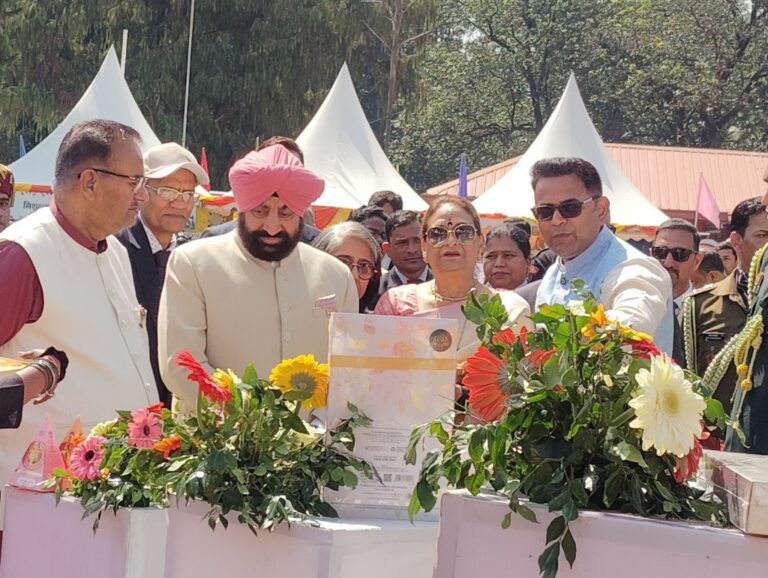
[116,142,209,406]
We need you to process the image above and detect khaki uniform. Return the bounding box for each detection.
[726,246,768,454]
[682,271,748,413]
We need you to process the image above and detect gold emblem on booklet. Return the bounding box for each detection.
[0,357,29,373]
[429,329,452,352]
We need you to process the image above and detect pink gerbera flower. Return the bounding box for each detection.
[69,436,107,481]
[126,408,163,449]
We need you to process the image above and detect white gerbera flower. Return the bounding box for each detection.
[628,355,705,457]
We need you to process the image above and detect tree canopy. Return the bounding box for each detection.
[1,0,766,192]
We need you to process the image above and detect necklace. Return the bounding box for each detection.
[432,283,476,303]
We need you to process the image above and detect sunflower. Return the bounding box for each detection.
[628,355,706,457]
[269,354,329,409]
[463,346,517,422]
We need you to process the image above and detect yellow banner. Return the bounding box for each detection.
[329,355,455,371]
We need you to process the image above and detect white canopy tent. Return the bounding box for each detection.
[473,74,667,227]
[10,46,160,220]
[297,63,428,212]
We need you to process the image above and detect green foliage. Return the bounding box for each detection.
[406,293,728,577]
[55,359,376,535]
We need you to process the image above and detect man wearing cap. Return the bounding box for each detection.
[0,120,157,511]
[116,142,208,406]
[0,164,14,233]
[159,143,358,411]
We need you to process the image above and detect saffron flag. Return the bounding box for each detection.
[458,153,468,198]
[696,173,720,229]
[200,147,211,191]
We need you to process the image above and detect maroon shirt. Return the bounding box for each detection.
[0,201,108,347]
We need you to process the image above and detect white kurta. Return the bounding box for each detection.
[0,208,157,523]
[159,231,358,410]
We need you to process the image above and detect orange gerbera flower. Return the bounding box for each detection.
[463,346,513,422]
[581,304,609,339]
[154,434,182,459]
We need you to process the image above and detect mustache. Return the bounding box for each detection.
[251,230,290,241]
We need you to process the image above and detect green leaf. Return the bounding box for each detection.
[562,528,577,568]
[562,500,578,522]
[501,512,512,529]
[241,363,258,386]
[602,470,624,508]
[407,488,422,520]
[515,504,538,523]
[416,480,437,512]
[545,516,566,543]
[284,412,309,434]
[615,441,648,468]
[468,429,486,463]
[538,542,560,578]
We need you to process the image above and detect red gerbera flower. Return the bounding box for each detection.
[527,347,557,370]
[673,436,703,483]
[630,339,662,359]
[463,346,512,422]
[492,328,517,346]
[154,434,182,459]
[176,351,233,403]
[519,326,529,354]
[145,402,165,415]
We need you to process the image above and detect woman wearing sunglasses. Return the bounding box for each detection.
[313,222,382,313]
[374,197,531,360]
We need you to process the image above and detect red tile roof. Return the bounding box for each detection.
[425,143,768,214]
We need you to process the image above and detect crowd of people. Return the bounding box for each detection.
[1,119,767,510]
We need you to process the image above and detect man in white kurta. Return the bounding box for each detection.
[159,143,358,410]
[0,120,157,521]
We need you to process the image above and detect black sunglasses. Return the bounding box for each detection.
[424,224,478,246]
[650,246,696,262]
[531,196,599,222]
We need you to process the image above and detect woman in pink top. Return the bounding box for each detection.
[374,196,531,362]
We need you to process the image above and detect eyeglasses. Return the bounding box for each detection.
[650,246,696,262]
[336,256,375,280]
[79,168,148,192]
[424,224,478,246]
[531,196,599,222]
[146,184,198,203]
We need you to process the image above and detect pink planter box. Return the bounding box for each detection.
[0,486,167,578]
[164,500,438,578]
[435,491,768,577]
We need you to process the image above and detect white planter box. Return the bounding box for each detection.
[0,486,167,578]
[164,500,438,578]
[435,490,768,577]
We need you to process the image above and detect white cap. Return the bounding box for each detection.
[143,142,210,186]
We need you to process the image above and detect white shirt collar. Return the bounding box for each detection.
[139,215,176,254]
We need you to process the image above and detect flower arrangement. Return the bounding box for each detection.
[406,290,728,578]
[54,352,375,533]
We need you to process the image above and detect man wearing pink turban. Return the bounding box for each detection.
[158,142,359,411]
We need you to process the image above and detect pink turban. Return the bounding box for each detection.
[228,145,324,215]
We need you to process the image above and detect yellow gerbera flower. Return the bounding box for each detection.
[581,304,610,339]
[212,368,239,389]
[618,324,653,343]
[269,354,329,409]
[628,355,705,457]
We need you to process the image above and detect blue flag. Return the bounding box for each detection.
[458,153,468,198]
[18,135,27,158]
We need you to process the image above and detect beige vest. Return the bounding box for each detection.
[0,209,156,504]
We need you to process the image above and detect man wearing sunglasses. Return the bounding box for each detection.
[532,157,674,354]
[650,219,703,305]
[681,199,766,418]
[116,142,209,406]
[159,143,358,412]
[0,120,157,504]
